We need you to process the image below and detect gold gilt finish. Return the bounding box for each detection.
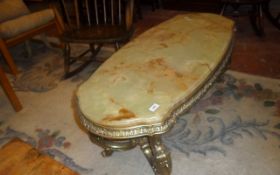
[84,43,232,174]
[89,133,172,175]
[76,13,235,175]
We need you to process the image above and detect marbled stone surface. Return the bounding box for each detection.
[77,13,234,129]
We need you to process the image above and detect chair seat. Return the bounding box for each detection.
[61,25,134,43]
[0,9,55,39]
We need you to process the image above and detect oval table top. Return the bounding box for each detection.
[77,13,235,139]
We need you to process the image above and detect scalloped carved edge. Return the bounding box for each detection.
[78,40,234,139]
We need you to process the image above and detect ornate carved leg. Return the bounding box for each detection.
[101,148,114,157]
[88,133,172,174]
[89,134,114,157]
[89,133,138,157]
[140,135,172,175]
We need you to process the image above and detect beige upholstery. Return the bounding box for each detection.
[0,0,30,23]
[0,0,64,111]
[0,9,55,39]
[0,0,64,77]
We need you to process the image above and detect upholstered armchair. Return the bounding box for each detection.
[0,64,22,111]
[0,0,64,76]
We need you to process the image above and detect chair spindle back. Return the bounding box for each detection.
[60,0,134,30]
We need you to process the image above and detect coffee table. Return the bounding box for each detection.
[76,13,234,175]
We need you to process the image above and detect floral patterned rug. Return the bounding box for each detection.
[4,41,114,92]
[0,43,280,175]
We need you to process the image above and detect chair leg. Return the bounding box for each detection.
[0,39,19,76]
[157,0,163,9]
[114,42,120,51]
[134,0,143,20]
[63,43,98,79]
[220,3,227,15]
[89,44,102,59]
[250,3,264,36]
[0,65,22,112]
[24,40,32,58]
[63,43,71,77]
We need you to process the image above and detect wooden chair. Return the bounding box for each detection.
[59,0,135,78]
[220,0,268,36]
[151,0,163,11]
[262,0,280,30]
[0,0,64,76]
[0,64,22,112]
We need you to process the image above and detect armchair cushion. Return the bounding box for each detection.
[0,0,30,23]
[0,9,55,39]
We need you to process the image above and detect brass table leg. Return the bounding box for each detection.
[89,133,172,175]
[139,136,172,175]
[89,133,138,157]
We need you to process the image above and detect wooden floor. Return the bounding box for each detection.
[0,139,78,175]
[230,16,280,79]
